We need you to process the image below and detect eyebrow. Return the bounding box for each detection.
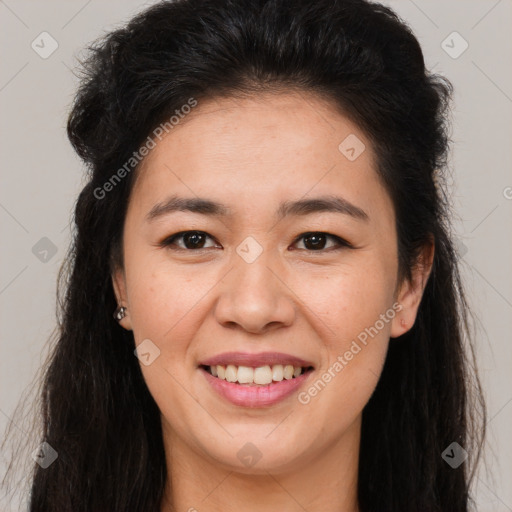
[146,194,369,223]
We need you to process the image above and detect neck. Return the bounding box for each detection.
[160,417,361,512]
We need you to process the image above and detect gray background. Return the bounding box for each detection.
[1,0,511,510]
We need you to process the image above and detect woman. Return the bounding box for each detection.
[5,0,486,510]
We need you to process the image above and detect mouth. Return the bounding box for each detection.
[200,363,314,385]
[198,352,315,407]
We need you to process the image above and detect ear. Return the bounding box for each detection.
[390,239,434,338]
[111,266,133,331]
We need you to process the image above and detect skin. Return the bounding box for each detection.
[112,91,433,512]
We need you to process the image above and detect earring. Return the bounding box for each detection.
[113,306,127,321]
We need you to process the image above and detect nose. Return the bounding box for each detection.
[213,247,296,334]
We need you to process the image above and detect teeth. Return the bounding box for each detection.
[237,366,254,384]
[254,365,272,385]
[225,364,237,382]
[208,363,308,384]
[283,365,294,380]
[272,364,284,382]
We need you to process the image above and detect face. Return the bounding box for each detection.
[112,91,430,475]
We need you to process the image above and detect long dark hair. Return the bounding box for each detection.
[1,0,486,510]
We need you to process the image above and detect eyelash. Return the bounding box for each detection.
[159,230,353,253]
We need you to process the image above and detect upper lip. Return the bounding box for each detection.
[200,351,314,368]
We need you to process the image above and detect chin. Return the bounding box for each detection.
[196,429,315,475]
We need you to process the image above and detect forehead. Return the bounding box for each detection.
[128,91,392,224]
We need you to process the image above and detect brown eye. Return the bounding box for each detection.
[160,230,351,253]
[293,232,351,251]
[161,231,218,250]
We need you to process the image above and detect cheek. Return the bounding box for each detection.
[125,256,205,340]
[294,257,395,408]
[124,264,209,427]
[300,256,397,345]
[296,283,393,440]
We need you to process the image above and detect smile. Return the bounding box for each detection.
[202,364,313,385]
[199,352,315,407]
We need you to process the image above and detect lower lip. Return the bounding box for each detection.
[201,367,313,407]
